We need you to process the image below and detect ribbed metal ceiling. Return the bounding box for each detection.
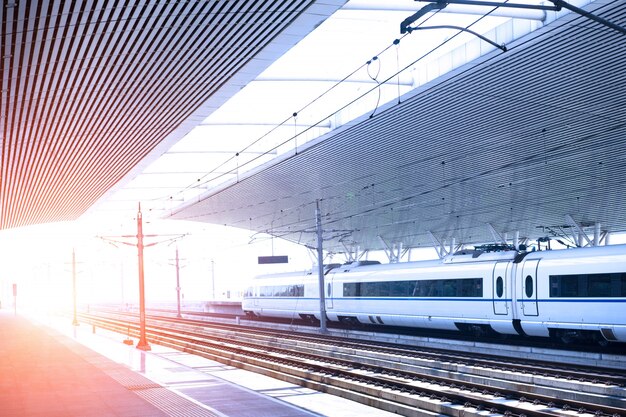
[171,0,626,254]
[0,0,329,229]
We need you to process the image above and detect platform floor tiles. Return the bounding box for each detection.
[0,310,398,417]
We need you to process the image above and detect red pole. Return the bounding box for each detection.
[136,204,151,351]
[175,246,181,318]
[72,249,79,326]
[12,283,17,316]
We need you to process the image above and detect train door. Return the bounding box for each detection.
[492,262,509,315]
[520,259,539,316]
[325,276,334,309]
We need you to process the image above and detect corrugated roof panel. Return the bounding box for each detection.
[170,0,626,253]
[1,0,334,229]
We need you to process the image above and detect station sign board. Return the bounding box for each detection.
[258,255,289,264]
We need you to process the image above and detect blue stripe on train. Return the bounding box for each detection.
[248,297,626,302]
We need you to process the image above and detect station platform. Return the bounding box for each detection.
[0,310,396,417]
[0,310,172,416]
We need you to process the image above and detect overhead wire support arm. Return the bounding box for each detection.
[548,0,626,35]
[401,1,507,51]
[411,0,626,35]
[405,25,507,51]
[412,0,561,12]
[401,1,449,33]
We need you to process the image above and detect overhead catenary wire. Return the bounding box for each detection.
[181,32,414,192]
[366,56,382,118]
[157,4,510,211]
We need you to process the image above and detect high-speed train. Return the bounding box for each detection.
[242,244,626,344]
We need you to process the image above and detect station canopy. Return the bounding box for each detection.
[3,0,626,255]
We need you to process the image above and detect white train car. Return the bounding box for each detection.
[242,244,626,343]
[242,269,322,320]
[323,252,516,335]
[518,244,626,343]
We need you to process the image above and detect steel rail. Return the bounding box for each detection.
[107,309,626,386]
[79,313,626,417]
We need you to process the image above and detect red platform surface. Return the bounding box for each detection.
[0,310,175,417]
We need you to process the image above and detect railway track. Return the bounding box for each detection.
[79,311,626,417]
[151,306,626,356]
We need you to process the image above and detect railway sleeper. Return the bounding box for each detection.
[83,315,626,417]
[259,358,505,417]
[136,326,519,417]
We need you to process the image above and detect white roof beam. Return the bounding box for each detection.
[165,150,277,155]
[199,121,332,128]
[427,231,450,259]
[487,223,508,246]
[253,76,414,87]
[565,214,592,247]
[340,242,368,262]
[377,235,402,263]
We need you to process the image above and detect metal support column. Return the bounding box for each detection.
[72,249,79,326]
[136,204,151,351]
[487,223,508,246]
[316,200,327,333]
[211,259,215,300]
[175,246,182,318]
[340,243,367,263]
[565,214,591,247]
[378,235,404,263]
[594,223,601,247]
[428,231,448,259]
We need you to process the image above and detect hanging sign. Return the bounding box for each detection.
[258,255,289,264]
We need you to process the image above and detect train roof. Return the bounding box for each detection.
[250,244,626,281]
[523,243,626,261]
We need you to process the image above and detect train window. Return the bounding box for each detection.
[550,272,626,297]
[525,275,534,298]
[442,280,457,297]
[362,281,386,296]
[377,281,390,296]
[550,275,575,297]
[343,278,482,298]
[391,281,412,296]
[343,282,361,297]
[587,274,610,296]
[327,283,332,296]
[359,282,371,296]
[496,276,503,298]
[413,280,438,296]
[458,279,481,297]
[258,284,304,297]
